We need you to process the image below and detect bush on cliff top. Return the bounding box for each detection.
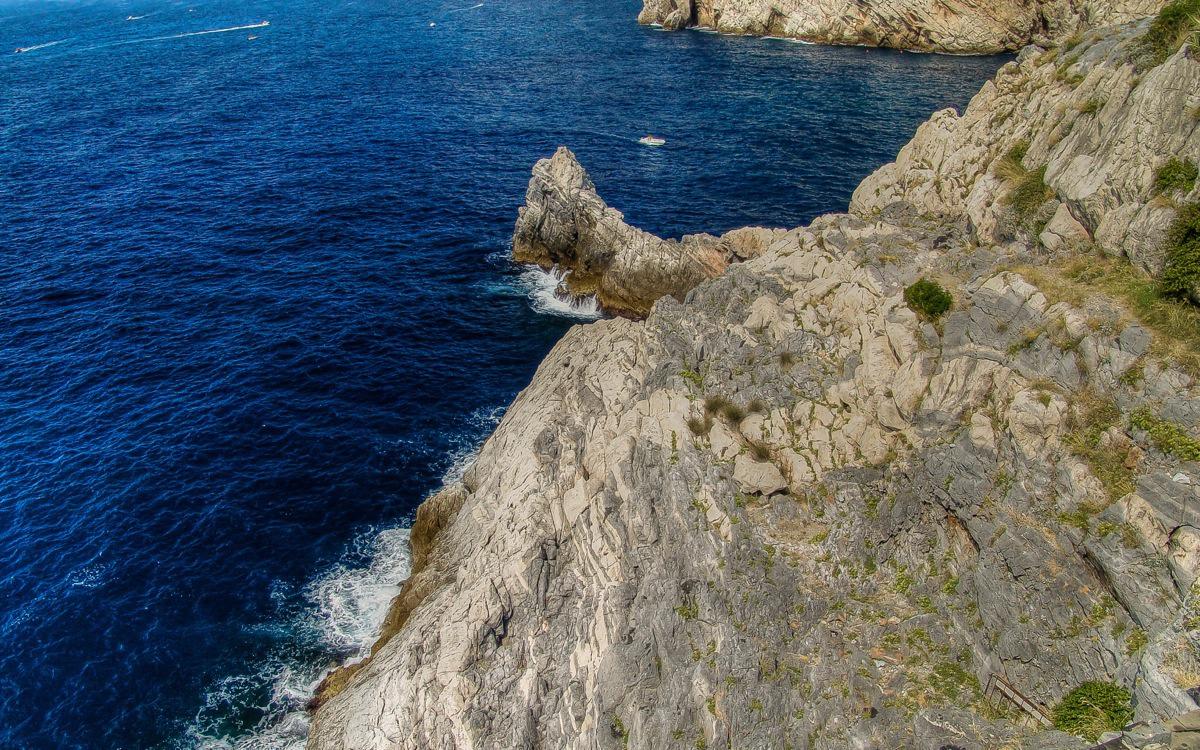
[1155,158,1199,195]
[1160,202,1200,300]
[1135,0,1200,68]
[1051,681,1133,741]
[904,278,953,320]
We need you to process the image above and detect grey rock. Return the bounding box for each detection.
[307,18,1200,750]
[512,146,782,318]
[637,0,1163,53]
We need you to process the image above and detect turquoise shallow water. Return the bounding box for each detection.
[0,0,1006,746]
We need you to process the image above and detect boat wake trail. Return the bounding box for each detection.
[445,2,485,13]
[13,40,67,54]
[83,21,269,51]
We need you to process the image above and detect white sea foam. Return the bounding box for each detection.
[182,527,411,749]
[518,265,601,320]
[305,526,410,656]
[181,400,511,749]
[442,404,506,484]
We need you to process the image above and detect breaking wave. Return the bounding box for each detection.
[182,527,412,750]
[518,266,602,320]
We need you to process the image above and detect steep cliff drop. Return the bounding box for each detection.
[308,10,1200,749]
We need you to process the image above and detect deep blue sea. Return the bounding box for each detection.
[0,0,1005,746]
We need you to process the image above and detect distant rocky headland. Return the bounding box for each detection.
[307,1,1200,747]
[638,0,1165,53]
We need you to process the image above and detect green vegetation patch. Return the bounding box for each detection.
[1063,391,1134,502]
[1017,256,1200,377]
[904,278,953,320]
[928,661,981,704]
[1155,158,1199,195]
[1134,0,1200,68]
[996,140,1030,182]
[1130,406,1200,460]
[1160,202,1200,300]
[1078,96,1105,115]
[996,141,1054,219]
[1052,681,1134,741]
[1005,165,1054,219]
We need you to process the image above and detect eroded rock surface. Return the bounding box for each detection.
[309,20,1200,750]
[512,147,781,317]
[638,0,1163,53]
[852,22,1200,277]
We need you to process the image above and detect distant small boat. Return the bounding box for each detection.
[14,40,65,54]
[125,15,146,21]
[639,135,666,147]
[429,21,436,26]
[247,34,258,40]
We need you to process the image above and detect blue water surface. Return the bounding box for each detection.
[0,0,1006,746]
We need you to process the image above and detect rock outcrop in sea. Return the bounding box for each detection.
[513,147,782,317]
[638,0,1164,53]
[308,10,1200,750]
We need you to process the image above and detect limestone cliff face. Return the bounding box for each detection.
[308,20,1200,750]
[638,0,1162,53]
[512,147,782,318]
[852,21,1200,277]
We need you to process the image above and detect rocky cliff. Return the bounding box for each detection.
[638,0,1163,53]
[513,147,782,318]
[852,19,1200,282]
[308,13,1200,750]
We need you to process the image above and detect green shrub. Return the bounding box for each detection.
[1130,406,1200,460]
[1134,0,1200,68]
[1126,627,1149,655]
[929,661,981,704]
[1078,96,1105,114]
[1052,681,1134,741]
[675,594,699,620]
[904,278,953,320]
[1160,202,1200,299]
[1005,165,1054,219]
[996,140,1031,182]
[1155,158,1199,195]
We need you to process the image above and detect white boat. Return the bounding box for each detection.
[638,135,666,147]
